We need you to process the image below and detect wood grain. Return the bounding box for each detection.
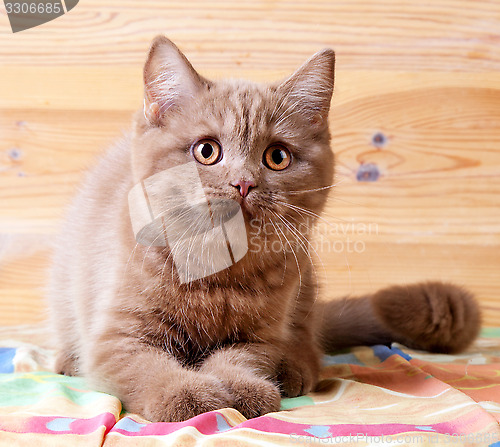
[0,0,499,328]
[0,0,499,71]
[0,235,50,324]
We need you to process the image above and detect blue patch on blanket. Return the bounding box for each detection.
[0,348,16,373]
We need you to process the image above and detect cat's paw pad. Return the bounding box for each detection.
[142,374,233,422]
[373,281,481,353]
[224,373,281,419]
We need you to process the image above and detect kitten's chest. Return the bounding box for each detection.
[145,280,295,364]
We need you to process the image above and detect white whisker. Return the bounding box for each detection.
[287,179,345,195]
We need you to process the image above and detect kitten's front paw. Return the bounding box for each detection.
[141,374,233,422]
[54,350,79,376]
[373,281,481,353]
[277,352,320,398]
[223,373,281,419]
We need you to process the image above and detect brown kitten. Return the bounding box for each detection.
[47,36,481,422]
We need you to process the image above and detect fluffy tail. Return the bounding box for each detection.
[317,281,481,354]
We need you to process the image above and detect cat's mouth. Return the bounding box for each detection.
[207,198,241,223]
[204,191,261,219]
[232,196,265,221]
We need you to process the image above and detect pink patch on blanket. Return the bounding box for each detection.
[23,412,116,435]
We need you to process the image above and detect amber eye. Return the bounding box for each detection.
[263,145,291,171]
[192,139,222,165]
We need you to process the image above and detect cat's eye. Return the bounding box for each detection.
[192,139,222,165]
[263,145,291,171]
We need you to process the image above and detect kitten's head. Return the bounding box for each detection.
[131,36,335,238]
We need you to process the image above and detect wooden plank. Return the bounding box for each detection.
[1,68,500,111]
[0,109,129,177]
[0,0,499,71]
[0,109,131,232]
[0,235,49,325]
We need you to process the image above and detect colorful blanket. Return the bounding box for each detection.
[1,328,500,446]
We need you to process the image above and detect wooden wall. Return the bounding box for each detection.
[0,0,499,326]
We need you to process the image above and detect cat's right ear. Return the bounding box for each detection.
[143,36,208,126]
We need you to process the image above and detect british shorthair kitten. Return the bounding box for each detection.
[48,36,481,422]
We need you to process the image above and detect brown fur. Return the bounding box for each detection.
[318,282,481,354]
[48,36,481,422]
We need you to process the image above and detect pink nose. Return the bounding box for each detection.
[231,180,256,198]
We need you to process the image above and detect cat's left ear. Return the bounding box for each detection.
[143,36,208,126]
[277,49,335,127]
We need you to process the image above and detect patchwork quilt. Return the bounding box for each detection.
[1,327,500,446]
